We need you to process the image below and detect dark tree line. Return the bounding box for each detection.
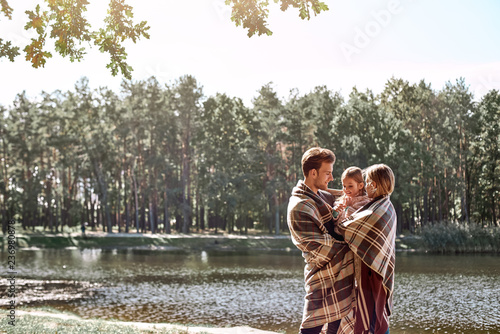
[1,76,499,235]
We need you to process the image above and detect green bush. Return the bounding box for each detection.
[421,221,500,253]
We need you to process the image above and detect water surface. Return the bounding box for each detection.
[3,248,499,333]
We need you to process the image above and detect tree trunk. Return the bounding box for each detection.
[131,170,140,233]
[181,131,191,234]
[244,214,248,235]
[55,196,61,233]
[492,196,498,227]
[93,161,112,233]
[438,179,443,221]
[195,187,200,232]
[199,205,205,231]
[124,171,130,233]
[90,199,96,230]
[163,177,170,234]
[1,134,9,233]
[96,201,101,230]
[149,201,155,234]
[117,177,122,233]
[125,199,130,233]
[395,202,403,234]
[140,193,146,233]
[84,179,89,228]
[268,197,273,234]
[444,167,449,222]
[423,183,429,226]
[274,192,280,235]
[412,198,417,229]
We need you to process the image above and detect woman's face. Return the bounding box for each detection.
[365,178,377,198]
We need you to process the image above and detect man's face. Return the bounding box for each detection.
[313,162,334,191]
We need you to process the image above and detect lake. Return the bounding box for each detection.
[3,248,500,333]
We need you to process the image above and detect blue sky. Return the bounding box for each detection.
[1,0,499,107]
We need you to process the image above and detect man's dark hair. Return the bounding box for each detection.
[301,147,336,178]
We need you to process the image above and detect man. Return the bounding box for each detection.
[287,147,355,334]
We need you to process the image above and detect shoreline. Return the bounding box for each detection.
[5,309,281,334]
[2,231,424,252]
[6,231,300,252]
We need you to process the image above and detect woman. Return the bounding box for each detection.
[336,164,397,334]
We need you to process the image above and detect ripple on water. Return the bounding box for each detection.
[72,275,303,331]
[392,273,500,333]
[7,250,500,334]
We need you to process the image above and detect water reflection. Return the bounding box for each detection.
[80,248,102,263]
[3,249,499,334]
[201,250,208,263]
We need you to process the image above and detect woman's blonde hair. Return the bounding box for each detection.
[341,166,366,196]
[364,164,395,197]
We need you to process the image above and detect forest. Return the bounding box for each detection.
[1,75,499,235]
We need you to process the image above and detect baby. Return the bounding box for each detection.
[332,166,371,223]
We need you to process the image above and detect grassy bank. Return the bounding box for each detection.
[7,223,499,253]
[421,222,500,253]
[1,311,185,334]
[5,229,425,252]
[5,231,297,252]
[1,307,278,334]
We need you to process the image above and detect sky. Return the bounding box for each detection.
[1,0,499,108]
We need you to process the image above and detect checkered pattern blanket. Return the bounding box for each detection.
[287,180,355,331]
[337,195,397,318]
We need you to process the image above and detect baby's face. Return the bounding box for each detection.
[342,177,364,197]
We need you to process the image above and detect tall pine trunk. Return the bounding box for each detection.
[131,169,139,233]
[117,177,122,233]
[163,174,170,234]
[181,138,191,234]
[93,161,112,233]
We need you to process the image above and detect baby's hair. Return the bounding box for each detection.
[341,166,367,196]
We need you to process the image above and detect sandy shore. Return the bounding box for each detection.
[16,310,281,334]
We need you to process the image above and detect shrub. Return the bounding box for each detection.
[420,221,500,253]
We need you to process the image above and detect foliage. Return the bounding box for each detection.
[225,0,329,37]
[1,0,329,74]
[1,0,150,79]
[0,75,499,236]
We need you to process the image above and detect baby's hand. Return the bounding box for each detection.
[343,196,353,207]
[334,203,345,212]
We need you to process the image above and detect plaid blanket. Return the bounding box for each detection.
[334,195,372,223]
[337,195,397,317]
[287,180,355,331]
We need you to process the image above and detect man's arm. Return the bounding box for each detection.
[288,200,343,268]
[324,188,343,198]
